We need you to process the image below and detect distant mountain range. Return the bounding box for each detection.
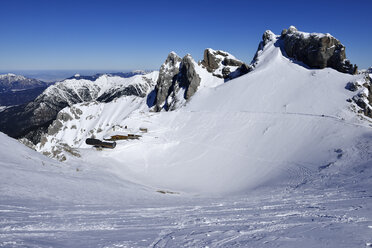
[0,73,52,106]
[0,73,49,92]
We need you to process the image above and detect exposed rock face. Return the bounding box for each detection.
[346,74,372,118]
[201,48,251,79]
[0,73,157,144]
[201,49,221,72]
[155,53,201,111]
[155,49,250,111]
[154,52,182,111]
[179,55,201,99]
[280,26,357,74]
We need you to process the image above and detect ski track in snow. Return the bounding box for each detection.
[188,110,372,129]
[1,188,371,248]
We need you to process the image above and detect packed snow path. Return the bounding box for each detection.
[1,187,371,248]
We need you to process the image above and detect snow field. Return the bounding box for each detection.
[1,31,371,247]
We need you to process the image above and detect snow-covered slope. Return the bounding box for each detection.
[0,131,157,204]
[2,29,372,248]
[37,30,372,195]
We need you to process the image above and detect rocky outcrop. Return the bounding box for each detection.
[154,49,250,111]
[201,49,221,72]
[200,48,251,79]
[154,52,201,111]
[179,55,201,99]
[154,52,182,111]
[280,26,357,74]
[346,75,372,118]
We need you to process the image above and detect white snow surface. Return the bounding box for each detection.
[285,25,332,39]
[1,35,372,247]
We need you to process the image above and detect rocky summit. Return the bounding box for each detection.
[154,52,202,111]
[280,26,357,74]
[154,52,182,111]
[154,49,250,112]
[200,48,251,79]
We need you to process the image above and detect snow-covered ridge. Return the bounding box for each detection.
[0,73,25,79]
[37,28,371,195]
[40,72,158,104]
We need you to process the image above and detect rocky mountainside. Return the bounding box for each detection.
[0,86,48,107]
[346,70,372,117]
[0,73,52,106]
[0,72,158,144]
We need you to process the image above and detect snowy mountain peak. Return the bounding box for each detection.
[288,25,297,32]
[168,51,178,56]
[262,30,276,44]
[0,73,19,78]
[0,73,25,81]
[283,25,333,39]
[166,51,181,62]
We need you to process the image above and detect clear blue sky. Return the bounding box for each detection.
[0,0,371,71]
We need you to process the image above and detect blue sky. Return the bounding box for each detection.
[0,0,371,71]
